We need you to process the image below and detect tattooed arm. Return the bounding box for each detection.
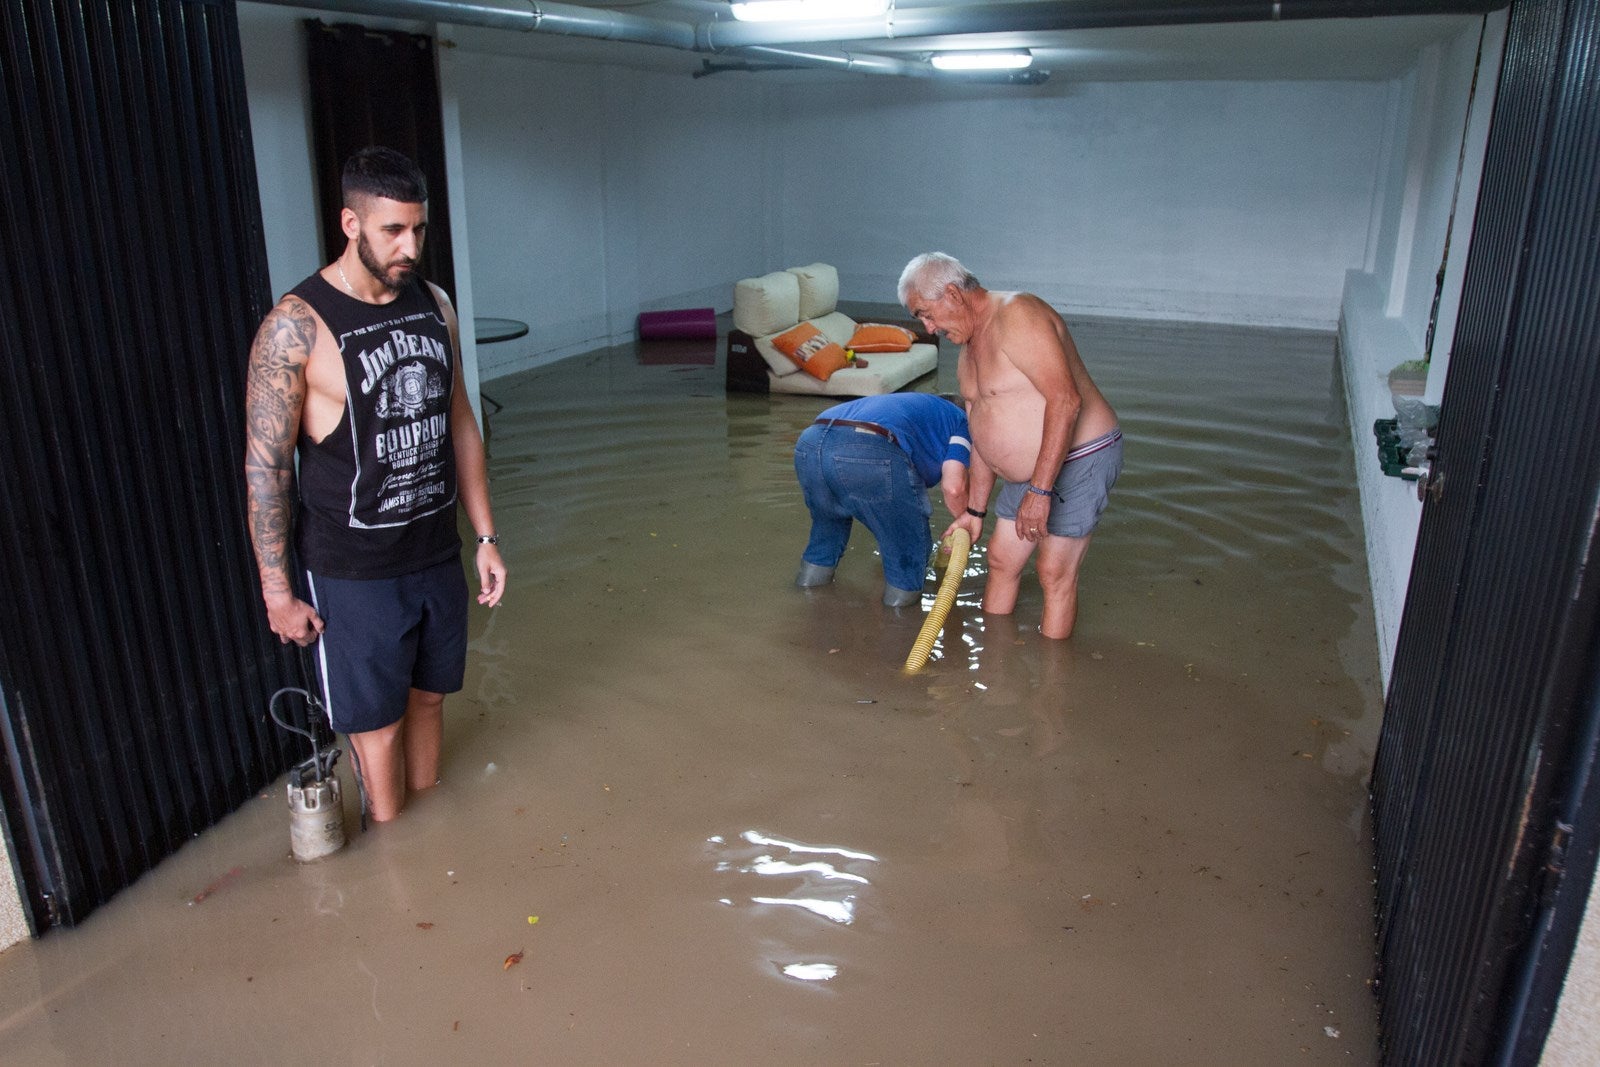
[244,296,324,646]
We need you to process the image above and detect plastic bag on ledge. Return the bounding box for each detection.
[1397,426,1432,450]
[1393,394,1440,431]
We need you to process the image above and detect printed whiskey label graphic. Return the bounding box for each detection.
[341,308,457,529]
[356,328,450,398]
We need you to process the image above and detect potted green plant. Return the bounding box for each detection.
[1388,359,1429,397]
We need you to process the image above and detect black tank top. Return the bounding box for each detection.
[288,272,460,579]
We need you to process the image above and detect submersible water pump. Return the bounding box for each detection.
[269,687,346,862]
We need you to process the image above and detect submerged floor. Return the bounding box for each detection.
[0,315,1383,1064]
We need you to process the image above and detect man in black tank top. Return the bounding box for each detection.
[244,147,508,823]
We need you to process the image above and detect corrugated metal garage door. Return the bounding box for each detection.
[0,0,313,929]
[1371,0,1600,1061]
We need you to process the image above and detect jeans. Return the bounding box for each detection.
[793,422,932,592]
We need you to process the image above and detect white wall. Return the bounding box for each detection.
[774,78,1390,327]
[443,55,773,378]
[1338,14,1502,687]
[237,3,335,300]
[445,66,1400,379]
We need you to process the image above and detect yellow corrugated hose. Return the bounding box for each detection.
[902,528,971,675]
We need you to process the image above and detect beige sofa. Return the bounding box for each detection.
[725,263,939,396]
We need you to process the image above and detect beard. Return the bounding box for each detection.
[357,232,420,293]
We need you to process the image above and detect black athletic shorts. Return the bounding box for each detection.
[306,558,468,734]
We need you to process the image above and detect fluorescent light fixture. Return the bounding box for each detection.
[930,49,1034,72]
[729,0,890,22]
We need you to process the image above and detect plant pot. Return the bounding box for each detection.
[1388,365,1428,397]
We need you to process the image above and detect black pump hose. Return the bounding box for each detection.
[268,686,337,783]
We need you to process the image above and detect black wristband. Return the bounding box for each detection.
[965,507,987,519]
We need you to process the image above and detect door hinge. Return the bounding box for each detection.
[1413,447,1444,503]
[1539,821,1573,908]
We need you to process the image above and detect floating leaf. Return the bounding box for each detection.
[191,866,243,905]
[503,949,525,970]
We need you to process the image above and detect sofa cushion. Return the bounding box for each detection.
[771,321,851,381]
[848,323,917,353]
[751,334,802,377]
[809,311,857,348]
[733,271,800,336]
[766,342,939,396]
[750,311,856,377]
[786,263,838,320]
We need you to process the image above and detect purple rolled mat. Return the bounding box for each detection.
[638,307,717,340]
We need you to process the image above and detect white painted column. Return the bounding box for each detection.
[436,39,482,426]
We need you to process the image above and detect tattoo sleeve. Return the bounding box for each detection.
[243,299,315,598]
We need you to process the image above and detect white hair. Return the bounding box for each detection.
[897,252,979,305]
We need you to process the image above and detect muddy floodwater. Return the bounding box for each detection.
[0,314,1384,1064]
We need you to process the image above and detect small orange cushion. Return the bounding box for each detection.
[847,323,916,353]
[772,322,851,381]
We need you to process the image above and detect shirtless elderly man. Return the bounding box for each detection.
[899,253,1121,639]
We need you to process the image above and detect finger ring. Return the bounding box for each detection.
[1029,527,1039,533]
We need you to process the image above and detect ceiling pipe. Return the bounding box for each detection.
[251,0,966,78]
[253,0,696,46]
[728,44,1047,83]
[732,44,936,77]
[705,0,1511,48]
[248,0,935,76]
[248,0,1507,80]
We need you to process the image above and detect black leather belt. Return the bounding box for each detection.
[815,418,897,445]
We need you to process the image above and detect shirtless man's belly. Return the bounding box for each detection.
[961,292,1117,485]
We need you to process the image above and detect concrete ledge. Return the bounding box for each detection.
[0,840,26,951]
[1338,270,1425,689]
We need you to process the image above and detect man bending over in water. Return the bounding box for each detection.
[899,252,1121,639]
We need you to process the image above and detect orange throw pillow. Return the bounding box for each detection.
[772,322,851,381]
[847,323,916,353]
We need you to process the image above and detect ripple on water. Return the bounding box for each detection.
[707,830,881,981]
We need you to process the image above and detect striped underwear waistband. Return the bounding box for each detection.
[1065,428,1122,463]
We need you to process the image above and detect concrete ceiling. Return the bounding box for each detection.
[431,0,1487,84]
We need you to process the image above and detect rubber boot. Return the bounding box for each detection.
[882,585,920,608]
[795,561,836,588]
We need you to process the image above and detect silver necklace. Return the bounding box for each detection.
[337,260,358,297]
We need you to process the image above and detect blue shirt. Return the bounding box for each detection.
[818,394,971,486]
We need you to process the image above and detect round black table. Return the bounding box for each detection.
[474,317,529,344]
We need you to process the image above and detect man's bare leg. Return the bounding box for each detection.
[1035,533,1093,639]
[348,690,444,822]
[349,718,407,822]
[403,688,445,793]
[983,522,1035,617]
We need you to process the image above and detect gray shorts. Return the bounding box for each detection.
[995,429,1123,538]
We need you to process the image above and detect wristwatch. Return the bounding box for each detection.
[475,534,499,545]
